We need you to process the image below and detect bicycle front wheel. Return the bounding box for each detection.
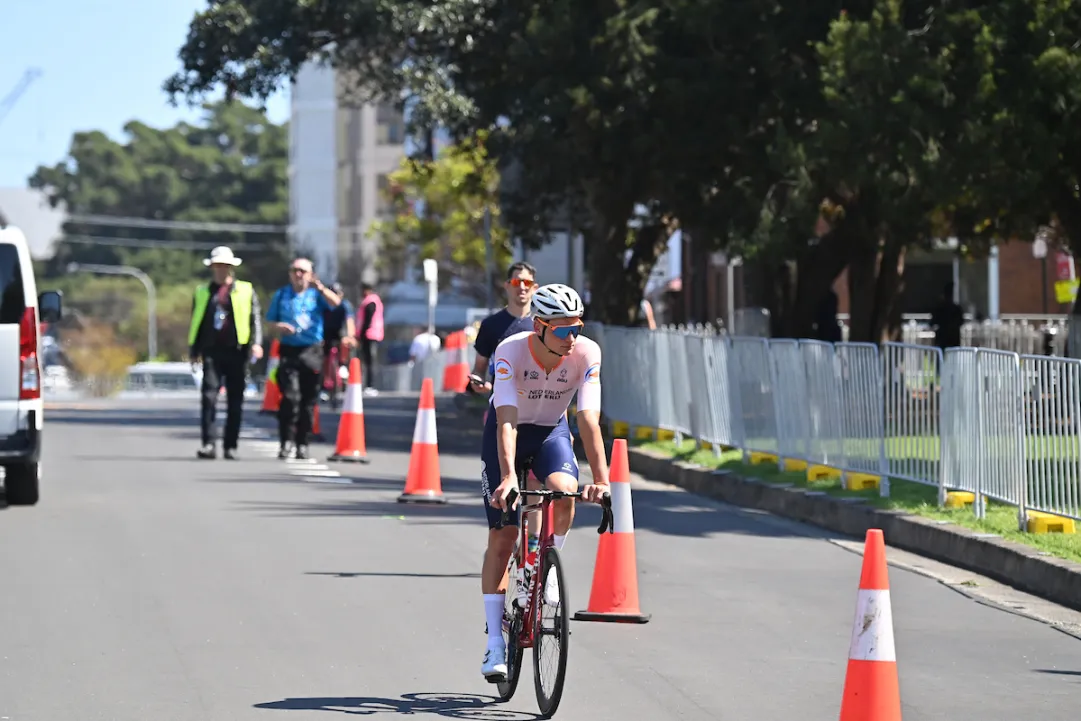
[532,546,569,718]
[497,554,526,701]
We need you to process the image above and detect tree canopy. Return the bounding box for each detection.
[166,0,1081,337]
[369,130,513,295]
[31,100,290,360]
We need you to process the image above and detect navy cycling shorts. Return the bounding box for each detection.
[480,408,579,530]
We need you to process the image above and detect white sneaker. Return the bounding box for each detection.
[481,644,508,681]
[543,569,560,606]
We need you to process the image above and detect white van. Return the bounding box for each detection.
[0,225,62,506]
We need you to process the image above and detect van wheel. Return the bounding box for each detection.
[4,463,40,506]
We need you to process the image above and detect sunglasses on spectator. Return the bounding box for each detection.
[538,318,583,339]
[509,277,536,289]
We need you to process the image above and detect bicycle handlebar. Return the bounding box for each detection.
[499,487,614,535]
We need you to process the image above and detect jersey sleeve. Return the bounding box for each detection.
[490,344,519,410]
[575,340,602,413]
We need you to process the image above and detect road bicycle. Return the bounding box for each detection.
[493,457,614,718]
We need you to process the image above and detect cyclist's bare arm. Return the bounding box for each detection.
[577,409,610,489]
[494,404,519,481]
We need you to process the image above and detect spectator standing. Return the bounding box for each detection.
[356,282,384,396]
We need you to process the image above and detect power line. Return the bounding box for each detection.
[65,213,290,234]
[62,235,283,251]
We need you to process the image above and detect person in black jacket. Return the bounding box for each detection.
[189,246,263,460]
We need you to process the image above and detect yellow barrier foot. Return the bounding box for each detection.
[656,429,676,441]
[634,426,654,440]
[844,473,881,491]
[748,452,779,465]
[1026,511,1077,535]
[783,458,808,472]
[611,421,629,438]
[807,464,843,482]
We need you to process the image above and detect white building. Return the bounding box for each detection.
[288,60,406,290]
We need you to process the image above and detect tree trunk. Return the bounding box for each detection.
[847,236,906,343]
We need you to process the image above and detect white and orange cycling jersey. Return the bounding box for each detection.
[490,331,601,425]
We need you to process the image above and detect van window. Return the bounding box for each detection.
[0,244,25,324]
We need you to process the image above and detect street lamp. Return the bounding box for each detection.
[67,262,157,360]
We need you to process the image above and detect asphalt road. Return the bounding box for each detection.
[1,393,1079,720]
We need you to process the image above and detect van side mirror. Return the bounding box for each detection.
[38,290,63,324]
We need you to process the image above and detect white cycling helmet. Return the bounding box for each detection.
[531,283,585,320]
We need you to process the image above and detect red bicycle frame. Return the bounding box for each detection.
[502,485,613,649]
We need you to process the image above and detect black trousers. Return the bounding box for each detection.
[201,350,248,449]
[277,343,324,446]
[359,338,378,389]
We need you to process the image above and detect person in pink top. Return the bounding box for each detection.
[477,283,611,682]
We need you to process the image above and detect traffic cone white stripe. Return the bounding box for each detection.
[342,381,364,414]
[413,407,437,445]
[848,589,896,662]
[610,479,635,534]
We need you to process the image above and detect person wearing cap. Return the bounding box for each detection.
[189,246,264,460]
[265,257,342,460]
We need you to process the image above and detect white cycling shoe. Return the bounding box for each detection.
[481,644,508,681]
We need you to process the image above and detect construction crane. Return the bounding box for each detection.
[0,67,43,128]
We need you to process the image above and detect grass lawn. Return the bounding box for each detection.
[632,438,1081,565]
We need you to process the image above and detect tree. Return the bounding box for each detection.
[28,100,290,360]
[29,100,290,294]
[165,0,678,325]
[368,131,513,296]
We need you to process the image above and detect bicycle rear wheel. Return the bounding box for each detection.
[532,546,569,718]
[496,554,526,701]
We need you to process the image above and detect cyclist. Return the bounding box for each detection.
[479,283,610,682]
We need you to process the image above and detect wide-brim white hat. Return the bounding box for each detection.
[204,245,242,266]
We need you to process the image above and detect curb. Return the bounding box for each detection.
[574,432,1081,615]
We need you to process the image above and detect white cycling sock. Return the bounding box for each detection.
[484,594,505,647]
[553,534,567,550]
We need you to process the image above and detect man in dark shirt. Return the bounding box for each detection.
[189,246,263,460]
[930,281,964,351]
[468,262,538,394]
[321,282,356,400]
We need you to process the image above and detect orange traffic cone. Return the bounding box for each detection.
[573,438,651,623]
[328,357,369,463]
[398,377,446,504]
[260,339,282,414]
[839,529,902,721]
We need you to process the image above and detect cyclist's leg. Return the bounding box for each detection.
[530,418,579,605]
[479,409,523,678]
[531,416,580,545]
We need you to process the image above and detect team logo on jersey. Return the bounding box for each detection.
[557,368,568,383]
[494,358,513,381]
[584,363,600,384]
[529,370,539,380]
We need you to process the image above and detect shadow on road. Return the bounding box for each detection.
[253,691,541,719]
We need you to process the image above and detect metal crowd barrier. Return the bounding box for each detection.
[372,344,479,393]
[583,322,1081,530]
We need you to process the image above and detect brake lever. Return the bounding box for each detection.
[596,492,614,535]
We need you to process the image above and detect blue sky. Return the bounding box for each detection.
[0,0,291,188]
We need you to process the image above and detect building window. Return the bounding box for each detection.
[376,174,394,218]
[376,104,404,145]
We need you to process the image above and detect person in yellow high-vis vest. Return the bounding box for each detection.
[190,246,264,460]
